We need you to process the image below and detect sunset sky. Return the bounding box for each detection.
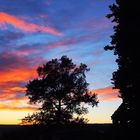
[0,0,122,124]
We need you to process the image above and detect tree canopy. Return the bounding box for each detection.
[21,56,98,125]
[105,0,139,127]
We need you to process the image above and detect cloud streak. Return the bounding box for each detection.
[0,12,62,36]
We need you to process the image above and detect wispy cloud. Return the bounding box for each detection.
[0,12,62,36]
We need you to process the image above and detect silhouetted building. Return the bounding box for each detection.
[111,101,137,128]
[111,102,131,127]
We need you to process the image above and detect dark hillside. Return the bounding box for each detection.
[1,124,135,140]
[0,124,114,140]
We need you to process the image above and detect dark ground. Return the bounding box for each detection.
[0,124,137,140]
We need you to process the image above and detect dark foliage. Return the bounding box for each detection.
[105,0,139,128]
[21,56,98,125]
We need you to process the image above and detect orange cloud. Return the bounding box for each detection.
[91,86,119,101]
[0,68,37,83]
[0,12,62,36]
[0,51,42,112]
[0,65,39,112]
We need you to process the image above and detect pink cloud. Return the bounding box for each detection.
[91,86,119,101]
[0,12,62,36]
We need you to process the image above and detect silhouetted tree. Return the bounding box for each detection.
[105,0,139,128]
[21,56,98,125]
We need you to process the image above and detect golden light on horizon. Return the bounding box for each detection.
[0,110,35,125]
